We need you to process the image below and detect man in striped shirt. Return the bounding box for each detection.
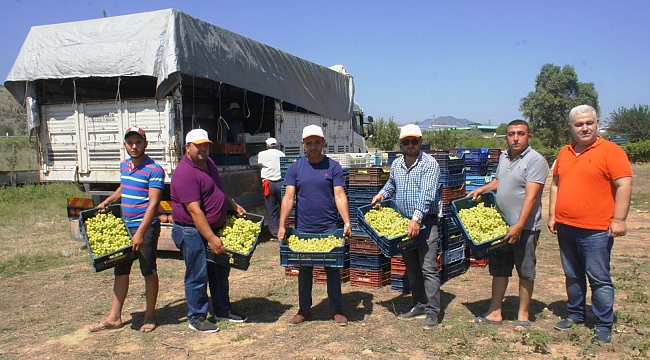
[89,127,165,333]
[371,124,441,330]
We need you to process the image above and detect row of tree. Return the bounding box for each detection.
[368,63,650,151]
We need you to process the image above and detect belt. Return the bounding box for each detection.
[174,222,195,228]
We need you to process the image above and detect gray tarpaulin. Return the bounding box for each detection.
[4,9,354,121]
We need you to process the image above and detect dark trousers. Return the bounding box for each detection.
[265,180,283,237]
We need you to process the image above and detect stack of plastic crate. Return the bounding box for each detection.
[487,148,501,175]
[390,256,410,293]
[347,167,390,232]
[432,153,465,218]
[455,148,489,176]
[313,267,350,284]
[210,142,248,165]
[348,234,390,289]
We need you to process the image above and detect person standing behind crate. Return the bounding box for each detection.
[88,127,164,333]
[370,124,441,330]
[277,124,352,326]
[249,137,285,240]
[548,105,632,344]
[170,129,248,333]
[219,103,245,143]
[466,119,548,331]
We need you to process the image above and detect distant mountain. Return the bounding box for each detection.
[406,116,477,129]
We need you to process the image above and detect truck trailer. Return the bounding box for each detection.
[4,9,374,250]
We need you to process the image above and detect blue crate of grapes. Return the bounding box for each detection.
[279,228,348,268]
[79,205,137,272]
[451,191,518,260]
[357,200,426,257]
[206,212,265,271]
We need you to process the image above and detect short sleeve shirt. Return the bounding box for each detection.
[171,155,228,228]
[495,146,549,230]
[120,155,165,228]
[283,156,346,233]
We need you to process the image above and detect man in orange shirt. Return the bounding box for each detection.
[548,105,633,345]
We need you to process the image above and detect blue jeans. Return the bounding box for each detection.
[172,224,232,323]
[557,223,614,331]
[401,216,440,317]
[298,266,343,313]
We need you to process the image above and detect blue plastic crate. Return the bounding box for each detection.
[451,192,518,260]
[279,228,348,268]
[390,274,411,293]
[357,200,426,257]
[455,148,489,163]
[210,153,247,165]
[439,170,465,188]
[440,217,461,238]
[350,253,390,271]
[465,175,494,187]
[441,258,469,283]
[440,243,466,265]
[387,152,403,166]
[206,212,265,271]
[439,233,465,251]
[465,162,489,176]
[434,153,465,174]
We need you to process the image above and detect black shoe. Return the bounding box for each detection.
[215,311,248,323]
[592,328,612,344]
[398,306,426,320]
[422,315,438,329]
[554,318,583,331]
[189,317,219,333]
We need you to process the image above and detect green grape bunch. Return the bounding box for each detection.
[217,215,262,254]
[364,206,409,239]
[286,235,343,253]
[85,212,132,257]
[458,203,509,244]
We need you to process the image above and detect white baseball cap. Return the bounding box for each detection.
[265,137,278,146]
[302,125,325,139]
[399,124,423,139]
[228,103,240,110]
[185,129,213,144]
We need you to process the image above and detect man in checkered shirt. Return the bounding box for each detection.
[371,124,441,330]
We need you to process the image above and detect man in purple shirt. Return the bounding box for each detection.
[171,129,246,333]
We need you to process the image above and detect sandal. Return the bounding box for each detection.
[471,315,502,325]
[89,320,123,333]
[514,319,531,331]
[139,319,157,333]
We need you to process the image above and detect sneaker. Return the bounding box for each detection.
[189,317,219,333]
[289,309,312,326]
[215,311,248,323]
[422,315,438,330]
[332,310,348,326]
[554,318,583,331]
[398,306,426,320]
[592,328,612,344]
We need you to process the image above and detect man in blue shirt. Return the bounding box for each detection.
[278,125,352,326]
[371,124,441,329]
[89,127,164,333]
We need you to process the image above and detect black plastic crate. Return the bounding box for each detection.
[434,153,465,173]
[206,212,265,271]
[439,170,465,188]
[451,192,518,260]
[440,258,469,283]
[391,274,411,293]
[280,228,348,268]
[439,243,466,265]
[439,233,465,251]
[79,205,137,272]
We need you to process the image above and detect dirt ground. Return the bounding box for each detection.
[0,167,648,359]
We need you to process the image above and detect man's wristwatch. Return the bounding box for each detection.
[344,223,352,227]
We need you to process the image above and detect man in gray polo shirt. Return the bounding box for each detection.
[467,119,549,331]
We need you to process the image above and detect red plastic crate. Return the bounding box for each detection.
[284,266,300,277]
[349,235,382,255]
[350,269,391,288]
[213,142,246,154]
[313,267,350,284]
[442,185,467,204]
[349,167,391,186]
[391,257,407,275]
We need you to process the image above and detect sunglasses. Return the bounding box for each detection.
[401,138,420,146]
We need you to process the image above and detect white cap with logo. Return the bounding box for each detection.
[399,124,423,139]
[302,125,325,139]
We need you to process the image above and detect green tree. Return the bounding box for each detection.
[367,117,400,151]
[607,104,650,143]
[495,123,508,135]
[519,63,599,148]
[423,129,463,150]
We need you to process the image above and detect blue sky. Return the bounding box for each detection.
[2,0,649,125]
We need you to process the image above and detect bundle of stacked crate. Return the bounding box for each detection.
[390,256,410,293]
[210,142,247,165]
[454,148,489,176]
[279,156,302,226]
[348,233,391,288]
[347,167,390,232]
[487,148,502,175]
